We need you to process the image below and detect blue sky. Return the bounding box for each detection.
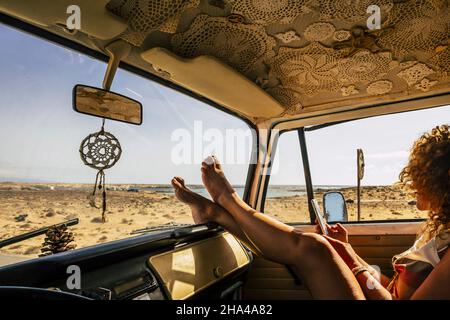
[0,23,449,186]
[0,24,251,185]
[270,105,450,186]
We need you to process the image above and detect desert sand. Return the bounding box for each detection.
[0,182,426,260]
[265,185,426,223]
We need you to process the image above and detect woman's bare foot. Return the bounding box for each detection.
[171,176,221,224]
[201,156,236,205]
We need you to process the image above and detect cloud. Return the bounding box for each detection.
[335,150,409,161]
[126,87,143,98]
[365,150,409,159]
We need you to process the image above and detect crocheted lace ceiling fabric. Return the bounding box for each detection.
[106,0,450,119]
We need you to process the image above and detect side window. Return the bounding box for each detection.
[306,105,450,222]
[264,131,309,223]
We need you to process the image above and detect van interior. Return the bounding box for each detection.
[0,0,449,300]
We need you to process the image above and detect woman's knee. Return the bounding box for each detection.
[294,232,334,263]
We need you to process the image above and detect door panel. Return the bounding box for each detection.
[350,236,415,276]
[243,257,312,300]
[242,222,421,300]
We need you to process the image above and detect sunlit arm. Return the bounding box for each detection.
[353,267,392,300]
[354,254,391,288]
[411,249,450,299]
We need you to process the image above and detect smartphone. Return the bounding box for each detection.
[311,199,328,235]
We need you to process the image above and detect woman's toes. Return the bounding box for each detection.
[174,176,185,185]
[204,156,215,166]
[202,156,216,172]
[171,178,183,190]
[172,177,202,205]
[211,155,222,169]
[173,177,190,192]
[201,162,211,172]
[171,177,217,224]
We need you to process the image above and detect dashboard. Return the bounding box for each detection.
[0,227,252,300]
[150,233,251,300]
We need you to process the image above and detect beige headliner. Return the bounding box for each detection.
[141,47,285,119]
[1,0,449,127]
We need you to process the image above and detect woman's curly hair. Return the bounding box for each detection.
[399,125,450,240]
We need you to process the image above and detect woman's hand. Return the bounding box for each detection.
[315,221,349,243]
[323,235,360,270]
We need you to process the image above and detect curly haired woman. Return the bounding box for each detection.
[172,125,450,299]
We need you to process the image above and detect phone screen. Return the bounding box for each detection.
[311,199,328,235]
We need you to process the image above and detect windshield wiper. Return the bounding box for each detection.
[130,222,220,237]
[130,222,192,235]
[0,218,79,249]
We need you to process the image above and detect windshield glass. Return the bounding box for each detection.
[0,25,252,260]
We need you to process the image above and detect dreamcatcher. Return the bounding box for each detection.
[79,119,122,222]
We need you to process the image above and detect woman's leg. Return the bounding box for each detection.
[171,177,262,255]
[197,157,365,299]
[172,176,363,299]
[289,233,365,299]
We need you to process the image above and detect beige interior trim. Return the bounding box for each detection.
[141,47,285,119]
[292,221,422,235]
[271,93,450,132]
[148,232,250,300]
[2,2,449,124]
[254,128,280,211]
[0,0,127,40]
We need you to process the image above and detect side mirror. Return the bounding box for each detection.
[73,85,143,125]
[323,192,348,223]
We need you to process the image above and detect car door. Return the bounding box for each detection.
[242,222,420,300]
[241,105,450,299]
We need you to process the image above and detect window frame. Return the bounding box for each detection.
[259,128,313,225]
[262,105,450,225]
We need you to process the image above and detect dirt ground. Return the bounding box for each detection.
[0,183,426,259]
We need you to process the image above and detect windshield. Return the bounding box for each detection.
[0,24,252,260]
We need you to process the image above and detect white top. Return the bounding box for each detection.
[388,229,450,299]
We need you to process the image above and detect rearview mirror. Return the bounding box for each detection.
[73,85,142,125]
[323,192,348,222]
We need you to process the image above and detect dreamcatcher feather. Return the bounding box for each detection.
[79,120,122,222]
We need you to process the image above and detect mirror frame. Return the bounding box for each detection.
[72,84,143,125]
[322,191,349,223]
